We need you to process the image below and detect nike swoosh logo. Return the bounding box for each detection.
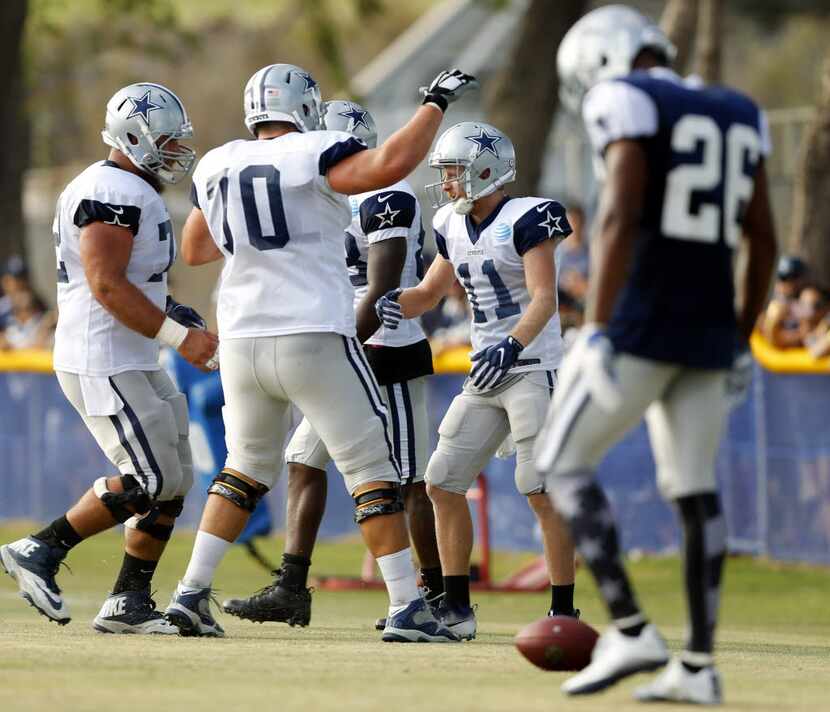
[377,194,393,203]
[536,202,551,213]
[35,581,63,609]
[109,206,125,215]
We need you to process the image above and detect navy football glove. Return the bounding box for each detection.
[375,289,403,330]
[469,335,524,390]
[420,69,479,112]
[166,296,207,331]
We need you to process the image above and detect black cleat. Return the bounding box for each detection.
[1,537,70,625]
[222,569,311,627]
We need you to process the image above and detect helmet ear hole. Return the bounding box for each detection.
[479,168,491,180]
[303,104,309,116]
[127,132,139,146]
[599,54,608,67]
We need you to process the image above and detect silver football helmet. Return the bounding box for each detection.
[244,64,322,135]
[321,100,377,148]
[425,121,516,215]
[557,4,676,114]
[101,82,195,184]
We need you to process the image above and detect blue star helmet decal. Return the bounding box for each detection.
[125,89,163,124]
[338,104,371,131]
[465,127,502,158]
[290,70,317,92]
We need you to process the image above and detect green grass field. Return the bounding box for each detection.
[1,522,828,712]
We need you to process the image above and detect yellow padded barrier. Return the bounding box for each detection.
[0,349,54,373]
[750,331,830,374]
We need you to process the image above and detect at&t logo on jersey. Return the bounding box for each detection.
[493,223,512,243]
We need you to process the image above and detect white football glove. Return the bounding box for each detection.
[578,324,622,413]
[420,69,479,111]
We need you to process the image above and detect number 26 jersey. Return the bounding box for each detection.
[190,130,367,339]
[433,196,572,374]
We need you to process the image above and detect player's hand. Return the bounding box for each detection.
[726,339,752,409]
[375,288,403,330]
[166,296,207,330]
[178,328,219,371]
[420,69,479,112]
[580,324,622,412]
[469,335,524,390]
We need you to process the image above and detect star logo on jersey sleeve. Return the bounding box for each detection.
[126,90,162,124]
[338,104,371,131]
[538,209,564,238]
[375,201,400,228]
[464,128,502,158]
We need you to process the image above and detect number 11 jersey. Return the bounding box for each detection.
[434,196,572,374]
[190,130,367,338]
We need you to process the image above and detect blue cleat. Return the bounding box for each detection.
[435,597,477,640]
[382,597,459,643]
[165,581,225,637]
[93,589,178,634]
[0,537,70,625]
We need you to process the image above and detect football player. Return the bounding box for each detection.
[0,83,217,633]
[535,5,777,704]
[376,121,579,640]
[165,65,477,641]
[222,101,444,631]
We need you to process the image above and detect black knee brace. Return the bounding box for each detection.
[93,475,151,523]
[134,497,185,542]
[353,485,404,524]
[208,470,266,512]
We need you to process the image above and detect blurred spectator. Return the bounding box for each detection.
[0,255,57,351]
[799,285,830,358]
[557,203,589,306]
[558,288,584,352]
[759,255,807,349]
[422,277,472,354]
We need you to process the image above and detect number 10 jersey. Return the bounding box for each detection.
[190,131,367,339]
[433,196,572,374]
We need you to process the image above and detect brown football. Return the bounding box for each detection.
[514,615,599,671]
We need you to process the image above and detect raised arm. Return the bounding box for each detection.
[327,70,478,195]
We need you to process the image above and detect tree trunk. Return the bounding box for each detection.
[660,0,699,74]
[485,0,586,197]
[0,0,28,264]
[790,50,830,287]
[695,0,723,83]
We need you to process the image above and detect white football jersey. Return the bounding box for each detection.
[191,131,368,339]
[433,196,571,373]
[346,180,427,347]
[53,161,175,376]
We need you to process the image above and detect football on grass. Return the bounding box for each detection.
[514,616,599,671]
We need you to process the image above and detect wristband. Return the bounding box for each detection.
[422,94,448,113]
[156,316,188,349]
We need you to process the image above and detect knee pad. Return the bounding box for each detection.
[94,475,151,523]
[424,450,473,496]
[514,439,545,496]
[208,470,267,512]
[125,497,185,542]
[353,484,404,524]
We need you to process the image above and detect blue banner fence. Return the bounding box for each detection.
[1,367,828,564]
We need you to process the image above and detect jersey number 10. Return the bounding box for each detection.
[218,164,290,253]
[661,114,761,248]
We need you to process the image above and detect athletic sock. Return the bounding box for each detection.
[32,516,82,554]
[376,547,419,613]
[551,472,644,631]
[676,492,726,657]
[182,530,232,589]
[281,552,311,592]
[421,566,444,598]
[112,553,157,594]
[550,583,575,616]
[443,575,471,608]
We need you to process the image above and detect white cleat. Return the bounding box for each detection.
[634,657,722,705]
[562,623,669,696]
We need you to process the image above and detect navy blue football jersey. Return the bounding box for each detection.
[583,68,770,369]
